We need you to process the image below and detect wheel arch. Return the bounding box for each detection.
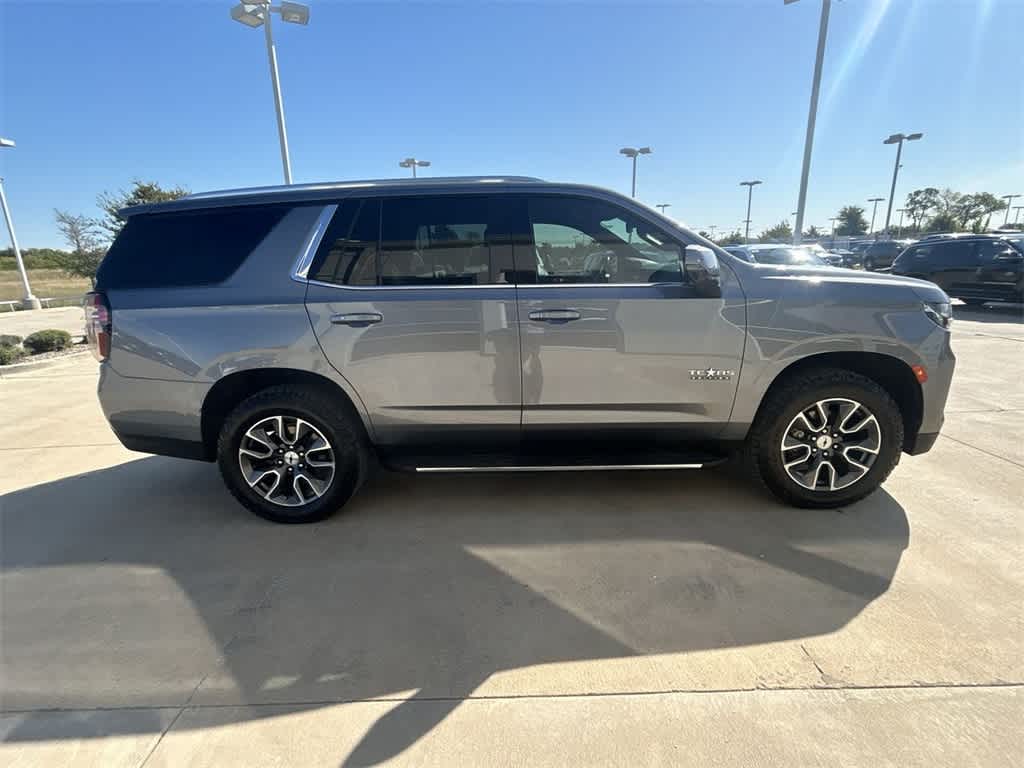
[201,368,371,460]
[755,352,923,452]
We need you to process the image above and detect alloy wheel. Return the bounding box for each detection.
[780,398,882,492]
[238,414,336,507]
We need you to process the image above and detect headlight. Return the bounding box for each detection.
[923,301,952,328]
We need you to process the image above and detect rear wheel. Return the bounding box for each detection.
[746,368,904,508]
[217,385,367,523]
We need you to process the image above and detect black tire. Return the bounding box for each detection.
[217,385,368,524]
[863,258,875,271]
[745,368,904,509]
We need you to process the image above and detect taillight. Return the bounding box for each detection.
[84,292,111,362]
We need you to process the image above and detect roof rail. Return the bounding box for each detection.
[183,176,546,202]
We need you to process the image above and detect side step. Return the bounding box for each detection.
[383,450,729,474]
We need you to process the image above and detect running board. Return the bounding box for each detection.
[382,450,728,474]
[415,462,706,473]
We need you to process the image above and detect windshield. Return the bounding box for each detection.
[751,247,826,265]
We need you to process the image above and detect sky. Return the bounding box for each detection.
[1,0,1022,248]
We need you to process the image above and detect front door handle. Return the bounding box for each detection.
[529,309,581,323]
[330,312,383,326]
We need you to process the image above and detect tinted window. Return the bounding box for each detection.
[526,196,681,284]
[933,241,973,267]
[97,205,290,290]
[975,239,1018,263]
[310,199,380,286]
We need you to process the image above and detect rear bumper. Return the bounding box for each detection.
[98,363,212,461]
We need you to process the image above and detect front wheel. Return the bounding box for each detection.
[746,369,904,508]
[217,385,367,523]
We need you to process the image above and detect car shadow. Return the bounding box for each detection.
[1,457,909,765]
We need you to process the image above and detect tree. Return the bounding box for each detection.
[954,192,1006,232]
[759,220,792,243]
[927,212,958,232]
[804,225,823,239]
[904,187,940,229]
[96,180,188,241]
[697,230,711,240]
[54,210,104,287]
[835,205,868,236]
[720,230,745,246]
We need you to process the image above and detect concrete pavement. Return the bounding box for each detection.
[1,305,1022,767]
[0,305,85,341]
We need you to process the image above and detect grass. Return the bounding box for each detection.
[0,269,91,304]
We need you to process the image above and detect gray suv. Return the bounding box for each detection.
[86,177,955,523]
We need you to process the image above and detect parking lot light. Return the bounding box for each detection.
[1001,194,1021,226]
[619,147,652,199]
[740,180,762,244]
[399,158,431,178]
[229,2,311,185]
[0,137,41,310]
[867,197,885,235]
[882,132,923,234]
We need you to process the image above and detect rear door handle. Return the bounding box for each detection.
[330,312,383,326]
[528,309,581,323]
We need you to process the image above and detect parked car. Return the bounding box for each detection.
[891,234,1023,306]
[87,176,955,522]
[828,248,861,269]
[861,239,916,271]
[723,244,830,266]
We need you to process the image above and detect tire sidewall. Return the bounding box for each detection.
[758,379,903,507]
[219,395,361,523]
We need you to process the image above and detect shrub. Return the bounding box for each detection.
[23,329,72,354]
[0,345,26,365]
[0,334,22,348]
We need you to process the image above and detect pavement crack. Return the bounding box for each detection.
[938,433,1024,470]
[136,673,209,768]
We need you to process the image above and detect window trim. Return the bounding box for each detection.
[290,194,691,290]
[291,204,339,282]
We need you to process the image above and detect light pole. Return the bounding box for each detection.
[896,207,908,237]
[230,1,310,185]
[787,0,831,245]
[829,216,839,242]
[1001,194,1021,226]
[867,197,885,235]
[1015,206,1023,225]
[399,158,431,178]
[619,147,652,198]
[740,180,762,244]
[882,132,923,234]
[0,138,40,310]
[656,203,671,214]
[707,225,718,240]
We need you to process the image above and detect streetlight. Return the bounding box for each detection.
[740,180,762,244]
[787,0,832,246]
[829,216,840,240]
[0,137,40,310]
[1014,206,1023,225]
[1001,194,1021,225]
[896,207,908,237]
[867,197,885,235]
[656,203,671,214]
[882,132,923,234]
[707,225,718,239]
[399,157,431,178]
[619,146,652,198]
[230,1,310,185]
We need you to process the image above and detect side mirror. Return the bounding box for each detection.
[683,244,721,296]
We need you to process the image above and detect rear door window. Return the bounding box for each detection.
[310,196,515,286]
[97,204,290,289]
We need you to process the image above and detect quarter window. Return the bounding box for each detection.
[525,196,682,284]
